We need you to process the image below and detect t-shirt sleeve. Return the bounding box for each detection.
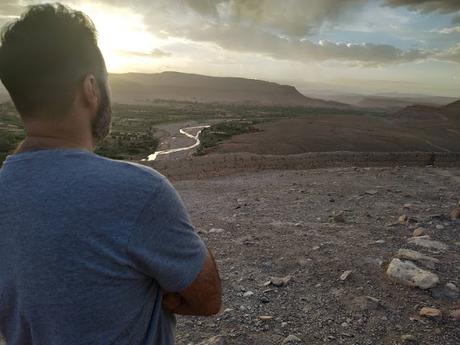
[126,177,208,292]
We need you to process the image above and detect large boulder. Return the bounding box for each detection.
[396,249,439,269]
[386,258,439,289]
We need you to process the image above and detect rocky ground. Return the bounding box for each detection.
[172,166,460,345]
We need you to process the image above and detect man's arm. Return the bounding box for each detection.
[162,250,221,316]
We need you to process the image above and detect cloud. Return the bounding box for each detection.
[107,0,427,66]
[118,48,172,58]
[173,23,430,65]
[183,0,367,37]
[0,0,450,66]
[436,43,460,63]
[433,26,460,34]
[383,0,460,13]
[452,14,460,24]
[150,48,171,57]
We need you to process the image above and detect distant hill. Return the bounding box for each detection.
[109,71,349,108]
[355,96,424,111]
[444,100,460,118]
[394,99,460,121]
[319,93,457,111]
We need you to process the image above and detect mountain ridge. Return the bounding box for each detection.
[394,98,460,121]
[109,71,350,108]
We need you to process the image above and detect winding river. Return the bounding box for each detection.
[145,125,210,161]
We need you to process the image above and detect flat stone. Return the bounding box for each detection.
[209,228,225,234]
[401,334,416,342]
[340,270,352,281]
[399,215,408,224]
[412,227,426,237]
[282,335,302,344]
[446,282,459,292]
[419,307,442,319]
[396,248,439,269]
[270,275,291,287]
[374,239,386,244]
[407,237,448,251]
[386,258,439,289]
[259,315,273,320]
[197,336,225,345]
[365,189,378,195]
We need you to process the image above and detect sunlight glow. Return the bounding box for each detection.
[74,2,161,72]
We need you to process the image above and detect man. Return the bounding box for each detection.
[0,3,221,345]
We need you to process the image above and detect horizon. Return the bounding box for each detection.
[0,1,460,97]
[108,70,458,100]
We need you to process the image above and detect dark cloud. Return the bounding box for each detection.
[384,0,460,13]
[183,0,367,37]
[452,14,460,24]
[183,0,219,17]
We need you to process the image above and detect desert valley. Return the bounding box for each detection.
[1,70,459,344]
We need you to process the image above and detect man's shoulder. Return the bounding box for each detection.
[86,153,167,192]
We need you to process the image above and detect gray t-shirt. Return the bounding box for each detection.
[0,148,208,345]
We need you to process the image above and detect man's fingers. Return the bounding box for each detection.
[162,292,182,311]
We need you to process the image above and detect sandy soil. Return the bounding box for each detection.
[171,166,460,345]
[207,115,460,155]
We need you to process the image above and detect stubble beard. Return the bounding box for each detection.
[91,79,112,144]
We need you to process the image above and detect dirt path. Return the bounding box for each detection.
[172,166,460,345]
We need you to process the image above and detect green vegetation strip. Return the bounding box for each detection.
[195,120,260,156]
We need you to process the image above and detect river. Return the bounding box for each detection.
[144,125,210,161]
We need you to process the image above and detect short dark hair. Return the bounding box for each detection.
[0,3,106,118]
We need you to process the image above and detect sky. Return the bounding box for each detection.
[0,0,460,97]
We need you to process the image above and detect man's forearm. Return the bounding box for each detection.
[162,250,222,316]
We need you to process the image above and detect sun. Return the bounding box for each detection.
[73,2,160,73]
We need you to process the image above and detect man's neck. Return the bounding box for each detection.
[15,136,93,154]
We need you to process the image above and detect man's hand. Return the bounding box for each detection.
[162,250,221,316]
[162,292,182,313]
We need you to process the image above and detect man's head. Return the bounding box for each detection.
[0,3,111,144]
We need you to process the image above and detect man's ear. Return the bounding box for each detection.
[81,74,99,114]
